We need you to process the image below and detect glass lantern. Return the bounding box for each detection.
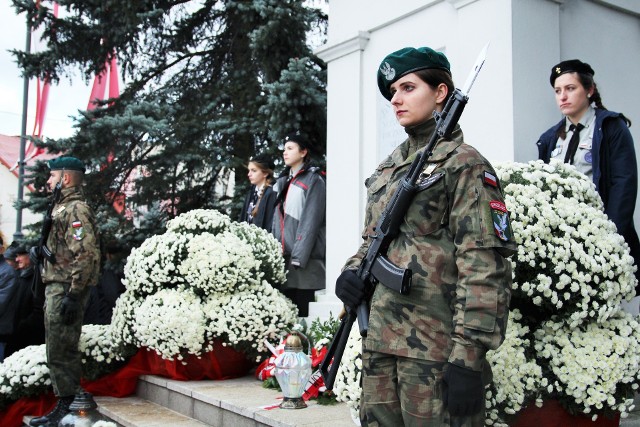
[274,332,313,409]
[59,392,111,427]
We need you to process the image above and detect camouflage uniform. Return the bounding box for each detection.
[42,186,100,397]
[344,119,516,426]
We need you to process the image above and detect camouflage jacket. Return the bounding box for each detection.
[344,118,516,371]
[42,186,101,294]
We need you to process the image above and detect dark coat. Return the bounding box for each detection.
[537,108,640,292]
[0,256,18,338]
[4,267,45,356]
[239,185,277,232]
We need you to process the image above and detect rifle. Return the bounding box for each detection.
[31,179,62,294]
[321,44,490,390]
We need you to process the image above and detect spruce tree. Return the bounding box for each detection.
[11,0,327,252]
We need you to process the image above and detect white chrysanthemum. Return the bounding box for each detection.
[203,281,298,362]
[485,310,546,425]
[333,322,363,422]
[179,231,261,294]
[495,160,637,327]
[0,345,50,402]
[534,312,640,416]
[132,288,209,360]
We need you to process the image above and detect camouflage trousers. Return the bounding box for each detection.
[44,283,89,397]
[360,350,485,427]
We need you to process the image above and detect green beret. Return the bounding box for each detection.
[377,47,451,100]
[550,59,594,86]
[48,156,86,172]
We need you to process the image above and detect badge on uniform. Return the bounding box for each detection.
[483,171,498,188]
[489,201,512,242]
[72,220,85,241]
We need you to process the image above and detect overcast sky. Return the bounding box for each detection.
[0,2,91,139]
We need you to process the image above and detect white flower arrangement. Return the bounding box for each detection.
[204,281,298,361]
[80,324,130,380]
[483,160,640,424]
[497,160,636,327]
[0,345,50,407]
[534,311,640,417]
[113,209,293,362]
[485,309,546,425]
[132,289,210,360]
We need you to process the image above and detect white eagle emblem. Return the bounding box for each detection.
[493,211,509,241]
[380,62,396,81]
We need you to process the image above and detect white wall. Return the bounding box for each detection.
[312,0,640,319]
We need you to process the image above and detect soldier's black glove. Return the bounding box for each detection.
[29,246,41,264]
[60,293,81,325]
[443,363,484,417]
[335,269,366,310]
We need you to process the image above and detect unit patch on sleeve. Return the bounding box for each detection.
[483,171,498,187]
[72,220,85,241]
[489,200,511,242]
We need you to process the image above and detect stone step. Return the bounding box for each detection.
[92,374,355,427]
[95,396,207,427]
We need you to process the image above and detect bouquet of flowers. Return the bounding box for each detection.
[485,160,640,425]
[110,209,296,362]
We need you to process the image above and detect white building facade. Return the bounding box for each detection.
[309,0,640,319]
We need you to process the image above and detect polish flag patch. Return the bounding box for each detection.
[483,171,497,187]
[72,221,82,228]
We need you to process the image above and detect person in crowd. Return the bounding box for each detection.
[0,234,18,362]
[4,245,45,357]
[239,153,278,232]
[3,242,19,270]
[83,241,126,325]
[537,59,640,292]
[272,132,326,318]
[29,156,101,427]
[334,46,516,426]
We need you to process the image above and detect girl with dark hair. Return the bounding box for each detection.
[537,59,640,292]
[239,154,277,232]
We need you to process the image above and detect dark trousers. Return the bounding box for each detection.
[281,288,316,317]
[44,283,90,397]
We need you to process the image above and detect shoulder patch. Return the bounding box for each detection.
[490,200,512,242]
[483,171,498,187]
[71,220,85,240]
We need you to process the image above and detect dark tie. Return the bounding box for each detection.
[564,123,585,164]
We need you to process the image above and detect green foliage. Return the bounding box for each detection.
[12,0,328,250]
[308,313,339,348]
[262,375,281,391]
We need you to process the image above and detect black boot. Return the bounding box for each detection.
[28,395,74,426]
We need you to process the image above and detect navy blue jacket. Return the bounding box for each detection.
[537,108,640,291]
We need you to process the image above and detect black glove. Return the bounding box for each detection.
[335,269,366,310]
[29,246,41,264]
[442,363,484,417]
[60,293,81,325]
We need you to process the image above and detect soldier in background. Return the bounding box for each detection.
[334,47,516,426]
[29,157,101,427]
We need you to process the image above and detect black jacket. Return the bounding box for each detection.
[239,185,277,232]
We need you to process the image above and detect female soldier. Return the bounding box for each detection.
[239,154,277,232]
[272,133,326,318]
[335,46,516,426]
[537,60,640,291]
